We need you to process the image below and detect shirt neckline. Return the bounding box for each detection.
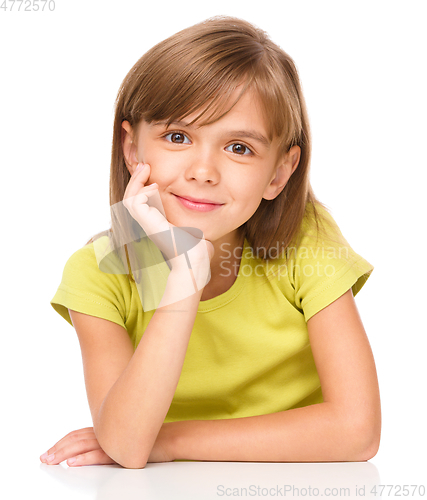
[197,237,249,313]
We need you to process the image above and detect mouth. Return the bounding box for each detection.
[173,194,224,212]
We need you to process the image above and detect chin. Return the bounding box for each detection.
[173,220,213,242]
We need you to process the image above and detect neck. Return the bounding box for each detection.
[209,231,245,283]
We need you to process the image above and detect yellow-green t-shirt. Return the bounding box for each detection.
[50,206,374,421]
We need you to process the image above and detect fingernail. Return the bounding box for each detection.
[136,163,145,173]
[68,457,77,465]
[46,453,55,463]
[40,452,48,461]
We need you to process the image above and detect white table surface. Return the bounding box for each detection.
[34,461,380,500]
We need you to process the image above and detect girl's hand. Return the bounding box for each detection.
[123,163,173,259]
[39,427,117,467]
[123,163,214,281]
[39,425,175,467]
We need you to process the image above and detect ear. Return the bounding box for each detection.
[262,145,301,201]
[122,120,139,175]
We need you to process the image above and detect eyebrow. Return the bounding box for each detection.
[152,120,270,149]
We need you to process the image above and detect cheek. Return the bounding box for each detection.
[140,157,166,186]
[137,137,164,169]
[142,150,186,183]
[237,182,269,222]
[236,177,265,205]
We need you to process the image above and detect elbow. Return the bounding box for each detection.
[345,411,382,462]
[360,438,380,462]
[115,457,148,470]
[101,439,149,469]
[94,425,149,470]
[357,425,381,462]
[101,441,149,469]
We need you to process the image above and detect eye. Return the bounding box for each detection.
[225,143,253,155]
[163,132,191,144]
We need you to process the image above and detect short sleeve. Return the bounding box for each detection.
[50,240,128,329]
[288,207,374,323]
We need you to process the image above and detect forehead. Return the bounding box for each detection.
[170,87,271,137]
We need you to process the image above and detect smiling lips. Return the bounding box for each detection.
[173,194,224,212]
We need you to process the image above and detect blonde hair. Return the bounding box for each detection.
[86,16,338,279]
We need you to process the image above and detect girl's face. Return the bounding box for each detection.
[122,88,300,248]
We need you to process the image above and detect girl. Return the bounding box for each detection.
[41,16,381,468]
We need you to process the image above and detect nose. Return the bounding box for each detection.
[184,149,220,184]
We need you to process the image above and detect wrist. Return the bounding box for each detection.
[167,267,206,295]
[160,422,181,462]
[159,269,203,310]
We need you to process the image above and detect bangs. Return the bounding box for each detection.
[160,71,256,130]
[250,55,302,152]
[135,29,263,128]
[125,16,301,153]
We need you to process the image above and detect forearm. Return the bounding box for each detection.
[171,402,378,463]
[96,268,202,469]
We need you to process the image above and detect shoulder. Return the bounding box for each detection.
[51,235,134,328]
[61,235,128,284]
[68,235,135,297]
[298,202,344,245]
[268,202,375,322]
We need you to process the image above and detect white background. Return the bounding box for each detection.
[1,0,426,498]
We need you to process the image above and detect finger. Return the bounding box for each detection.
[67,449,117,467]
[123,182,158,209]
[131,202,172,237]
[123,191,161,225]
[125,163,151,199]
[123,189,161,222]
[125,187,169,223]
[40,428,96,463]
[125,185,159,205]
[42,438,101,465]
[132,162,153,180]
